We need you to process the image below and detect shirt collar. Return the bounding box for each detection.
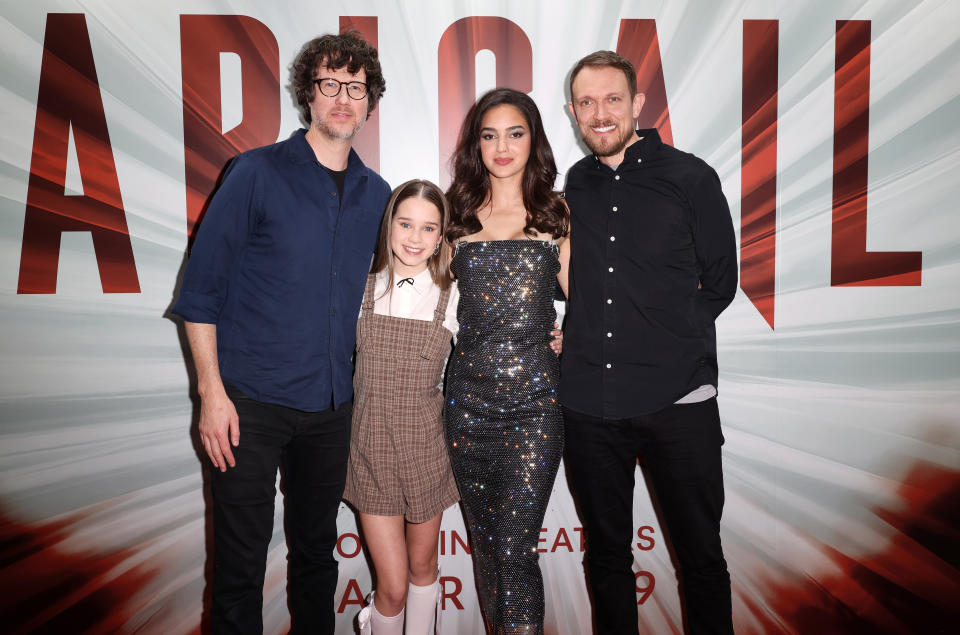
[593,128,663,169]
[392,268,431,294]
[286,128,363,172]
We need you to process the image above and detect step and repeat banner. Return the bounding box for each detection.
[1,1,958,633]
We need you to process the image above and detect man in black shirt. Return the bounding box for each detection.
[561,50,737,634]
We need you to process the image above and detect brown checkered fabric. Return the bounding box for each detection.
[343,274,460,522]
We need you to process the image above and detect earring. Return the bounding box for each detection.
[433,243,441,255]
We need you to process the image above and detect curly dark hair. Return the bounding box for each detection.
[445,88,568,241]
[291,31,385,123]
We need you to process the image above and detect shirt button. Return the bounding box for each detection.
[607,299,612,304]
[606,363,612,369]
[612,206,618,212]
[637,158,642,163]
[614,175,620,181]
[608,267,614,273]
[607,332,612,338]
[610,236,615,241]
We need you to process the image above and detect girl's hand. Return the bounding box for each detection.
[549,322,563,355]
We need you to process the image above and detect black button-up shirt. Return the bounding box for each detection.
[560,129,737,418]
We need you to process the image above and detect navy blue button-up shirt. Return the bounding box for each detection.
[172,129,390,411]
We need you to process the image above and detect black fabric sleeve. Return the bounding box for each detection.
[691,166,738,321]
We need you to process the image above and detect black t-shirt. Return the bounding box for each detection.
[324,164,347,200]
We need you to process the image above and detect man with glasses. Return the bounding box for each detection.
[172,32,389,634]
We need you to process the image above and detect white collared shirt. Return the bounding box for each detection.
[371,268,460,335]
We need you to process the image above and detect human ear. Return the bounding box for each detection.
[632,92,645,119]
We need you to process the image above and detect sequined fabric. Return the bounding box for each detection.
[446,240,564,635]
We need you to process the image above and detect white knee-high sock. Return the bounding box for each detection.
[404,578,440,635]
[358,592,405,635]
[372,600,405,635]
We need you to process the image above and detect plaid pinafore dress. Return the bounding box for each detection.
[343,273,460,522]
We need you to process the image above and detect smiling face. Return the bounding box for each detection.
[569,65,645,166]
[478,104,532,181]
[309,62,369,142]
[390,196,443,277]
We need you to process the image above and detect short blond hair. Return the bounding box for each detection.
[569,50,637,99]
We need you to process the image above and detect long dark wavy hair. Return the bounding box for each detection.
[371,179,452,296]
[445,88,568,241]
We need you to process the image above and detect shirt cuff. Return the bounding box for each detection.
[170,291,222,324]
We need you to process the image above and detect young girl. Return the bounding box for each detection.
[344,179,460,635]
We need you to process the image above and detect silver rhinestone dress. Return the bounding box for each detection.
[446,239,564,635]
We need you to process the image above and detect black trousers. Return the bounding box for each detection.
[564,398,733,635]
[210,385,352,635]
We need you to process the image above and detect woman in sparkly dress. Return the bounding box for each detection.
[444,88,570,634]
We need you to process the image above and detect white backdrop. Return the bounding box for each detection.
[1,1,958,633]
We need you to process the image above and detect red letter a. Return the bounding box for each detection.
[18,13,140,294]
[741,20,779,328]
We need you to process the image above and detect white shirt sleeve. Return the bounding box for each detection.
[443,281,460,336]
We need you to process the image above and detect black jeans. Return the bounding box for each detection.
[210,384,352,635]
[564,398,733,635]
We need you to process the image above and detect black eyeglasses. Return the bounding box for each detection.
[313,78,368,100]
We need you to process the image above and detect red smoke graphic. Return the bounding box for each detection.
[743,461,959,633]
[0,508,163,634]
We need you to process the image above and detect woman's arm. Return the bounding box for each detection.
[557,233,570,300]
